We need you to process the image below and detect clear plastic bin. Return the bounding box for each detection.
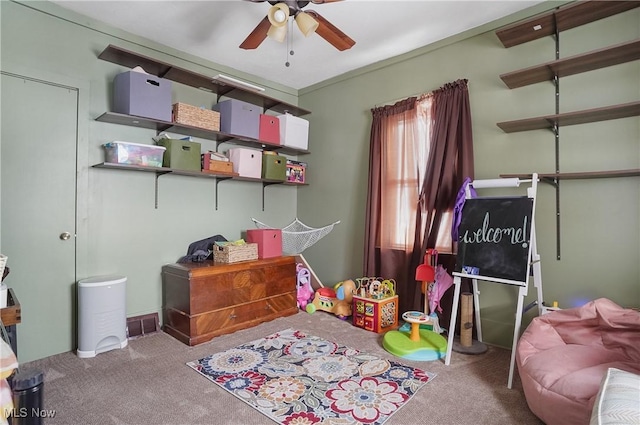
[103,141,165,167]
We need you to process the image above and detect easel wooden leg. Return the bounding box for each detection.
[445,276,462,366]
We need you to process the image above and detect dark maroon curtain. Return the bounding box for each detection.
[409,79,475,323]
[363,98,417,311]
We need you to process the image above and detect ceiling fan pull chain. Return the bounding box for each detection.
[285,19,294,67]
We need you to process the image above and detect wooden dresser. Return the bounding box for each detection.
[162,256,297,346]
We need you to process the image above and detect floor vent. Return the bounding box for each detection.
[126,313,160,339]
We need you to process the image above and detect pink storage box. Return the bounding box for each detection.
[259,115,280,144]
[227,147,262,178]
[246,229,282,259]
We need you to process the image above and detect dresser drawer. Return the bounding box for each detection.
[189,264,295,314]
[164,291,297,346]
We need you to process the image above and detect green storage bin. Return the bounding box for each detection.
[157,138,201,171]
[261,154,286,181]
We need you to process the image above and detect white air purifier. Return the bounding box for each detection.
[77,275,128,358]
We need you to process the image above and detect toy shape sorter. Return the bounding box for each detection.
[352,277,399,333]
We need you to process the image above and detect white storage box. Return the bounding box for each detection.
[103,141,165,167]
[279,113,309,150]
[228,147,262,179]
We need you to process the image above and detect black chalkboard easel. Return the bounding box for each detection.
[455,197,533,284]
[445,175,544,389]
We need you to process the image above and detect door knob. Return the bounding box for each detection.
[59,232,72,241]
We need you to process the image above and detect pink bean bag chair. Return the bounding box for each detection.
[516,298,640,425]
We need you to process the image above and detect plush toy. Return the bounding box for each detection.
[296,264,314,311]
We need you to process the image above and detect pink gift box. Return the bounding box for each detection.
[246,229,282,259]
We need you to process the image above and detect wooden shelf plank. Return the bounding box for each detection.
[95,111,173,132]
[98,44,311,116]
[91,162,308,185]
[500,39,640,88]
[500,169,640,180]
[497,101,640,133]
[496,1,640,48]
[95,112,310,155]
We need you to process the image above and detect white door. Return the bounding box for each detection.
[1,73,78,362]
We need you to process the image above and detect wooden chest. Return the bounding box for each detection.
[162,256,297,346]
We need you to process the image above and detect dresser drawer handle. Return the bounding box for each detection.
[265,304,271,310]
[229,314,237,319]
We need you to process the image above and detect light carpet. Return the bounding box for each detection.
[187,328,434,424]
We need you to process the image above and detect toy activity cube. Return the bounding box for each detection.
[352,294,398,333]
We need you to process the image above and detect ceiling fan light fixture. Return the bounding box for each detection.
[267,3,290,27]
[267,24,287,43]
[295,11,319,37]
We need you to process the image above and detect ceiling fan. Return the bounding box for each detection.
[240,0,356,51]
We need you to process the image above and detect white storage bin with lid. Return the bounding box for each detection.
[279,113,309,150]
[77,275,128,358]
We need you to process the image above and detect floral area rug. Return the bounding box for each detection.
[187,328,435,425]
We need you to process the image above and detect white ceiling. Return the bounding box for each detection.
[51,0,545,90]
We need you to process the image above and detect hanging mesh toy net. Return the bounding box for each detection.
[252,218,340,255]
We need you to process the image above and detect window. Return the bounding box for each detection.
[383,95,453,253]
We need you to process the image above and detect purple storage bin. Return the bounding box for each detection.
[214,99,261,140]
[113,71,172,122]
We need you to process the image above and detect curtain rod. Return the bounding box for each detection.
[374,90,431,108]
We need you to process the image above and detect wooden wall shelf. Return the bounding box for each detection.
[95,112,310,156]
[98,44,311,117]
[497,101,640,133]
[92,162,307,185]
[500,39,640,88]
[496,1,640,48]
[495,1,640,259]
[500,169,640,181]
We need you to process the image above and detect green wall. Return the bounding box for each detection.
[1,0,303,362]
[298,5,640,347]
[1,0,638,361]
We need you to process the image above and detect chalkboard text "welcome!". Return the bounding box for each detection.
[461,212,529,248]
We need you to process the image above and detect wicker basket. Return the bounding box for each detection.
[172,103,220,131]
[213,243,258,264]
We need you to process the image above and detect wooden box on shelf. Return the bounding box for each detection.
[201,152,237,175]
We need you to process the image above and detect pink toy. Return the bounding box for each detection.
[296,264,314,310]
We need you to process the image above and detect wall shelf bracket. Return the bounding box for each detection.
[154,170,172,209]
[262,182,280,211]
[215,177,233,210]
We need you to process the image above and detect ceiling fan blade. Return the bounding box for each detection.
[240,16,271,50]
[306,10,355,51]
